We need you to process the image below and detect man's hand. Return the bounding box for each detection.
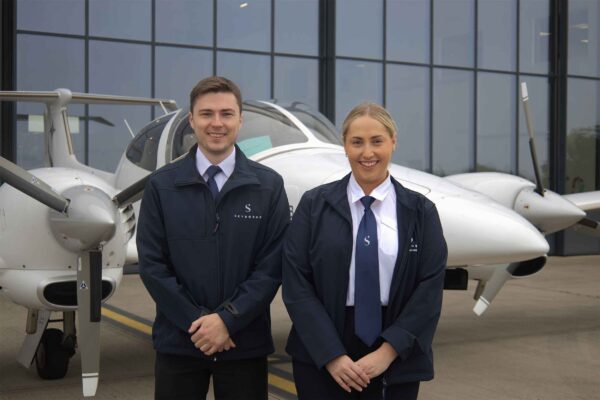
[325,355,370,393]
[356,342,397,379]
[188,313,235,356]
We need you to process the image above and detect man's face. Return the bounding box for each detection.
[189,92,242,164]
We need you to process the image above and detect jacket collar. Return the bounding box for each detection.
[174,144,260,194]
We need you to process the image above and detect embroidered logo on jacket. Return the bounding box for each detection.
[409,237,418,252]
[233,203,262,220]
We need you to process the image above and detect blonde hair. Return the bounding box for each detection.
[341,102,398,141]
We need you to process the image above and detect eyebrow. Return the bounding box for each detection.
[197,108,236,113]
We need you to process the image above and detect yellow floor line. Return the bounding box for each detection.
[268,373,297,395]
[101,307,297,396]
[101,307,152,335]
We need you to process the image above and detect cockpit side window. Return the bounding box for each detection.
[125,113,171,171]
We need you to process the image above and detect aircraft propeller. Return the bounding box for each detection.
[0,155,148,396]
[520,82,599,235]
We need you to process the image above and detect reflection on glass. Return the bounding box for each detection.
[387,0,430,63]
[275,0,318,56]
[89,105,152,172]
[217,0,271,51]
[156,0,213,46]
[89,0,151,41]
[337,0,383,59]
[432,68,474,175]
[335,60,383,125]
[518,76,549,186]
[17,0,84,35]
[386,64,430,170]
[217,52,271,100]
[478,0,516,71]
[89,41,151,96]
[568,0,600,78]
[274,57,319,109]
[126,113,172,171]
[566,78,599,194]
[155,47,213,111]
[477,73,515,173]
[433,0,474,67]
[17,35,85,91]
[519,0,550,74]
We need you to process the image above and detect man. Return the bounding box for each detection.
[137,76,290,399]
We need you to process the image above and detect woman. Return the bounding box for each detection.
[282,102,447,399]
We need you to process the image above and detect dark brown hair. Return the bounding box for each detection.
[189,76,242,113]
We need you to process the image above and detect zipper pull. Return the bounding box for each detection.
[213,212,220,233]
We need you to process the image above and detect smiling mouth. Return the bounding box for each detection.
[359,160,379,168]
[208,132,226,138]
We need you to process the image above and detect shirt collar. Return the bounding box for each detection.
[195,146,236,178]
[348,173,393,205]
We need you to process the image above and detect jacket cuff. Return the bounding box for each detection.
[380,326,418,362]
[217,305,238,336]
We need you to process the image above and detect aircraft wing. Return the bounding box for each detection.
[563,191,600,212]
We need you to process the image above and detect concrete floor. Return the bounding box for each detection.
[1,255,599,399]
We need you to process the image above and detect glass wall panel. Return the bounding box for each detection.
[386,64,430,170]
[89,0,151,41]
[274,57,319,108]
[335,60,383,125]
[155,47,213,111]
[17,0,84,35]
[433,0,474,67]
[336,0,383,59]
[568,0,600,78]
[156,0,213,46]
[387,0,430,64]
[89,41,152,172]
[217,0,271,52]
[518,76,549,186]
[566,78,599,193]
[275,0,318,56]
[16,35,86,168]
[477,73,515,173]
[478,0,516,71]
[217,52,271,100]
[519,0,550,74]
[432,68,474,175]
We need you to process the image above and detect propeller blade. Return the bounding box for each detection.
[473,266,512,316]
[520,82,545,197]
[0,156,69,213]
[112,174,151,209]
[76,250,102,397]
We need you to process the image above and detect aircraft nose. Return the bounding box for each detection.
[434,195,549,266]
[515,188,586,234]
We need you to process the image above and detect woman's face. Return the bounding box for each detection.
[343,115,396,194]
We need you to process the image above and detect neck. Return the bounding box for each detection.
[200,146,234,165]
[356,172,389,196]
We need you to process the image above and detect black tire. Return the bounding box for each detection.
[35,328,71,380]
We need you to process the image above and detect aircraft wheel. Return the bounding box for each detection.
[35,328,72,380]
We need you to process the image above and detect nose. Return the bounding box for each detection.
[434,195,550,266]
[210,114,223,127]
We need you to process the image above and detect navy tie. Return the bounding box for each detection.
[354,196,382,346]
[206,165,221,199]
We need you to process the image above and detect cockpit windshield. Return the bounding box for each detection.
[170,102,310,160]
[276,101,342,145]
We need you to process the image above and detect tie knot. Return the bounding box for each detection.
[206,165,222,179]
[360,196,376,210]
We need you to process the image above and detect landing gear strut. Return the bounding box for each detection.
[34,311,76,380]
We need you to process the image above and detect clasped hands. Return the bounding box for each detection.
[325,342,397,393]
[188,313,236,356]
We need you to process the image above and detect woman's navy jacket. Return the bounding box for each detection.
[283,174,447,384]
[137,145,290,360]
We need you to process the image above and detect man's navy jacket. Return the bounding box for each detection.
[137,145,289,360]
[283,174,447,384]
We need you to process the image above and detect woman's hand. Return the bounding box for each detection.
[325,355,370,393]
[356,342,398,379]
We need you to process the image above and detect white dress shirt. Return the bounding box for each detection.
[195,147,236,191]
[346,173,398,306]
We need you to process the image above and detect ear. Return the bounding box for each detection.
[392,133,397,150]
[188,111,193,125]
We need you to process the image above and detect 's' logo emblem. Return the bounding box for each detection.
[245,203,252,213]
[364,235,371,246]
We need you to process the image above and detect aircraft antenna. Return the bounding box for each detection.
[123,119,135,138]
[520,82,545,197]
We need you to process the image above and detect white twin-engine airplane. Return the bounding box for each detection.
[0,85,599,397]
